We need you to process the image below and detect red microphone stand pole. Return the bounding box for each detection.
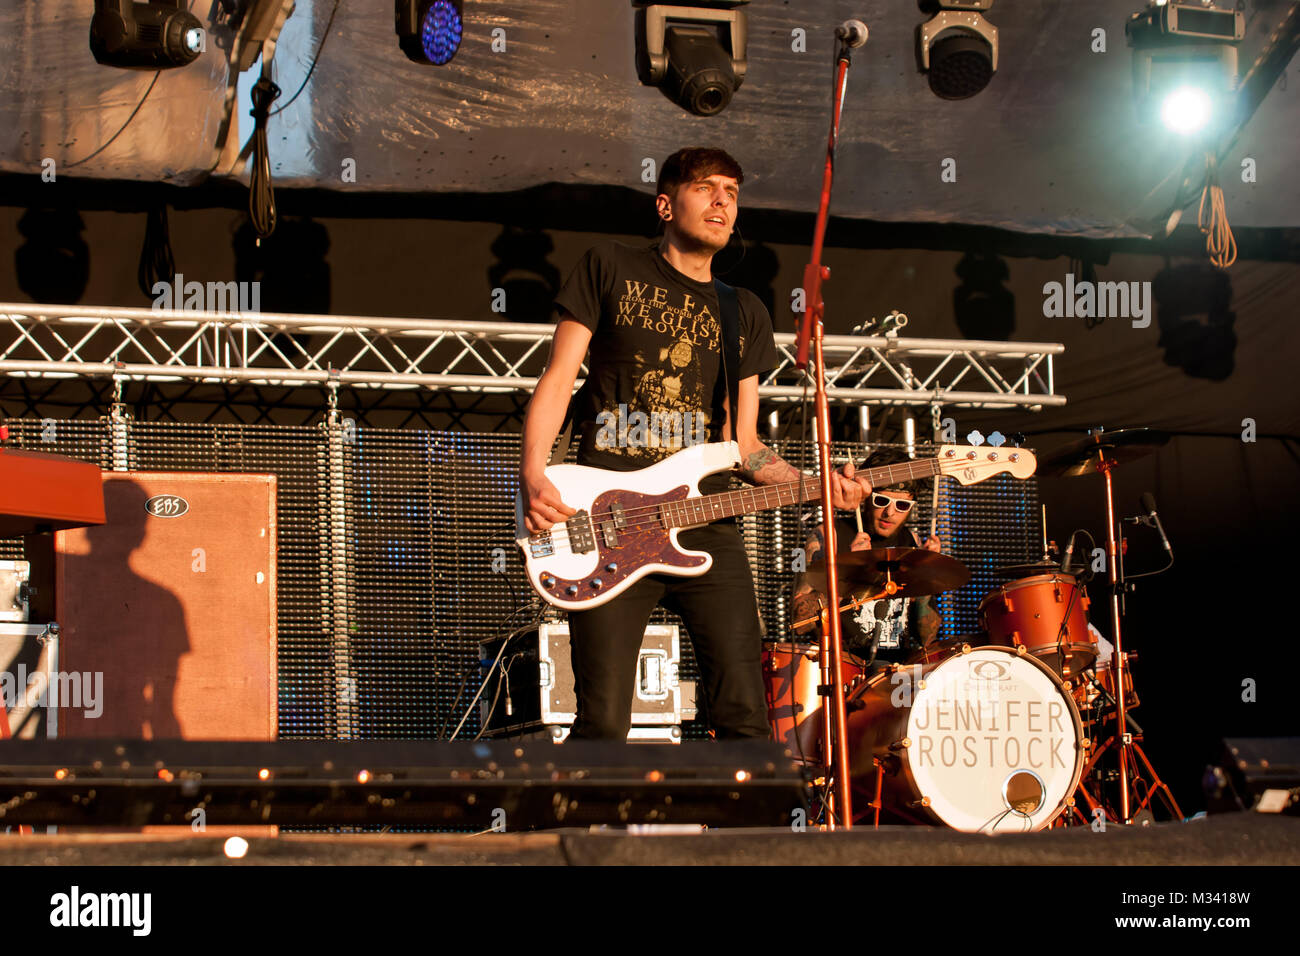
[795,32,859,830]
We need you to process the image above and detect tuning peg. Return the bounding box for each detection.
[1011,432,1026,447]
[988,431,1006,448]
[966,429,985,447]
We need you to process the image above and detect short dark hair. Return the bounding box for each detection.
[859,446,927,500]
[656,147,744,197]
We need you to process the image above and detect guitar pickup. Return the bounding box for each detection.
[567,510,595,554]
[602,522,617,547]
[529,531,554,558]
[611,502,627,529]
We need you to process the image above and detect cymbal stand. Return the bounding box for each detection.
[1096,444,1138,822]
[1075,665,1184,822]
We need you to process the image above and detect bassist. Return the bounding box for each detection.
[518,146,870,740]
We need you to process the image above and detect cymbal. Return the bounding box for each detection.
[1039,428,1170,478]
[808,547,971,598]
[994,561,1081,578]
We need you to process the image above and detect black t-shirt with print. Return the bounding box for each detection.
[554,241,778,494]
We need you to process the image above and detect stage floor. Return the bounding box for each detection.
[2,813,1297,865]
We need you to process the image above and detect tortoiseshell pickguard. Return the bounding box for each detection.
[537,485,704,605]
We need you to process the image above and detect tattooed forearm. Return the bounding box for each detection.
[740,443,801,485]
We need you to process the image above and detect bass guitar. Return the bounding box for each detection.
[516,441,1036,611]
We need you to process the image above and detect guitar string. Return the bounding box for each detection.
[528,459,950,543]
[530,461,945,546]
[533,465,1023,562]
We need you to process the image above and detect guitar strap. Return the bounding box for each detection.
[548,380,587,466]
[549,277,742,464]
[713,278,742,443]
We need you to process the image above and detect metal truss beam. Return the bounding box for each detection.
[1,304,1065,410]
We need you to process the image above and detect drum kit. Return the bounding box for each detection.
[762,427,1184,832]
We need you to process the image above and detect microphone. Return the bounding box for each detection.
[1060,530,1076,573]
[851,310,908,336]
[1141,492,1172,554]
[835,19,869,48]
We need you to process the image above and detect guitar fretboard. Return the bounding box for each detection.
[659,458,944,529]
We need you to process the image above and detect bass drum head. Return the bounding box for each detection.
[904,646,1085,832]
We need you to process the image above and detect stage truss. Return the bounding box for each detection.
[0,303,1064,411]
[0,302,1061,740]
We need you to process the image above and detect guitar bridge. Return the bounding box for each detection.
[529,531,554,558]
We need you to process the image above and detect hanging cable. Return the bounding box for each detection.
[1198,153,1238,269]
[136,203,176,299]
[248,68,282,241]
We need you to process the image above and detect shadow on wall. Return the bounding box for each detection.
[233,216,332,315]
[15,208,90,304]
[1153,262,1236,381]
[488,226,561,323]
[953,250,1015,341]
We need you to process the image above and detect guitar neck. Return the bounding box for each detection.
[661,458,944,528]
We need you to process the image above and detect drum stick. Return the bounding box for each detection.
[929,475,939,541]
[855,504,863,535]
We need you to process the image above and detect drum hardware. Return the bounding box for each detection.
[1039,427,1181,826]
[868,756,886,828]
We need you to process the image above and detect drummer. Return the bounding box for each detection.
[791,448,943,667]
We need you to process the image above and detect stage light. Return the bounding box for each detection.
[1126,1,1244,135]
[396,0,464,65]
[90,0,205,70]
[1160,85,1212,134]
[916,1,999,100]
[638,3,750,117]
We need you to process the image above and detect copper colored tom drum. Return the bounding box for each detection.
[762,642,867,761]
[978,573,1095,678]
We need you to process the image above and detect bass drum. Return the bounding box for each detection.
[846,644,1086,832]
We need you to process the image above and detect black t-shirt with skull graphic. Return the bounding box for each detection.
[555,241,778,493]
[827,518,932,665]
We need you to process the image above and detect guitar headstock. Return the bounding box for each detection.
[936,444,1037,485]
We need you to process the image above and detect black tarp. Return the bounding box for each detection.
[3,0,1297,237]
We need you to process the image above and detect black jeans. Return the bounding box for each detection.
[566,522,771,741]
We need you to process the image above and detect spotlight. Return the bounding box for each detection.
[638,3,750,117]
[90,0,205,70]
[1125,1,1244,135]
[1160,85,1212,134]
[916,1,999,100]
[396,0,464,65]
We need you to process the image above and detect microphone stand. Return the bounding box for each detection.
[796,31,859,829]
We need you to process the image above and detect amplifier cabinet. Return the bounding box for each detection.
[478,622,689,739]
[54,472,277,740]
